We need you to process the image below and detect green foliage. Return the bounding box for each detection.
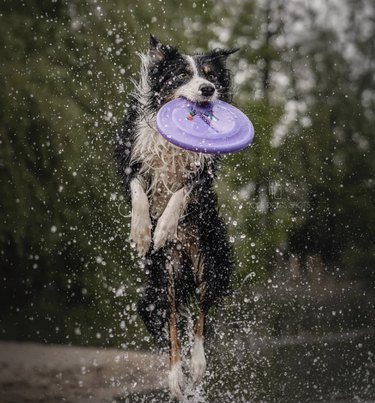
[218,100,285,283]
[217,0,375,288]
[0,0,139,346]
[280,19,375,283]
[0,0,374,348]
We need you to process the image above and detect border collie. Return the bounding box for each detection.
[115,35,237,400]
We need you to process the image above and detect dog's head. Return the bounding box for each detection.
[145,35,239,107]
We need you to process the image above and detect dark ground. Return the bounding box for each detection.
[0,341,168,403]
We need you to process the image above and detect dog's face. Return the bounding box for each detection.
[147,35,238,107]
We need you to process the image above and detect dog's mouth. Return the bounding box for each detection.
[176,95,212,107]
[196,99,213,107]
[179,94,217,106]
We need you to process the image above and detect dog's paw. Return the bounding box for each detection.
[168,361,185,401]
[153,212,178,251]
[191,337,206,383]
[129,212,152,257]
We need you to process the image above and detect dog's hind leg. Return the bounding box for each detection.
[190,207,232,383]
[191,255,207,384]
[191,306,207,383]
[167,257,185,400]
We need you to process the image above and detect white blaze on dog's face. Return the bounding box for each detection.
[174,55,218,103]
[147,35,239,106]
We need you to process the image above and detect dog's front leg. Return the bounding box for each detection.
[153,187,188,251]
[130,178,152,257]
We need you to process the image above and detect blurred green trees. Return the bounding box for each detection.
[218,0,375,285]
[0,0,143,346]
[0,0,374,347]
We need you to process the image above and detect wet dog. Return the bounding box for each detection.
[115,35,237,400]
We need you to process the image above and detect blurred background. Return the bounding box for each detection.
[1,0,374,401]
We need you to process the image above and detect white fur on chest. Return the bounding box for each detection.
[131,117,209,219]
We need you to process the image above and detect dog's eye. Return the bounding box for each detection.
[177,72,188,79]
[206,72,216,80]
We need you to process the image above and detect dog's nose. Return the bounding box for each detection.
[199,84,215,97]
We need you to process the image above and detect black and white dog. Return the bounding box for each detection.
[116,35,237,400]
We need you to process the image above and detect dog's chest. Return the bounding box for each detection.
[133,121,206,218]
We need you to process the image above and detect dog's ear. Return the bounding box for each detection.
[208,47,240,62]
[149,34,178,64]
[149,34,161,49]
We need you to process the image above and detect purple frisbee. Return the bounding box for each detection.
[156,97,254,154]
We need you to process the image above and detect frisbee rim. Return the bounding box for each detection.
[156,97,254,154]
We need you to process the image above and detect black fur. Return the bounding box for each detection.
[115,37,236,346]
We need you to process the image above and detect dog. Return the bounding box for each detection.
[115,35,237,400]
